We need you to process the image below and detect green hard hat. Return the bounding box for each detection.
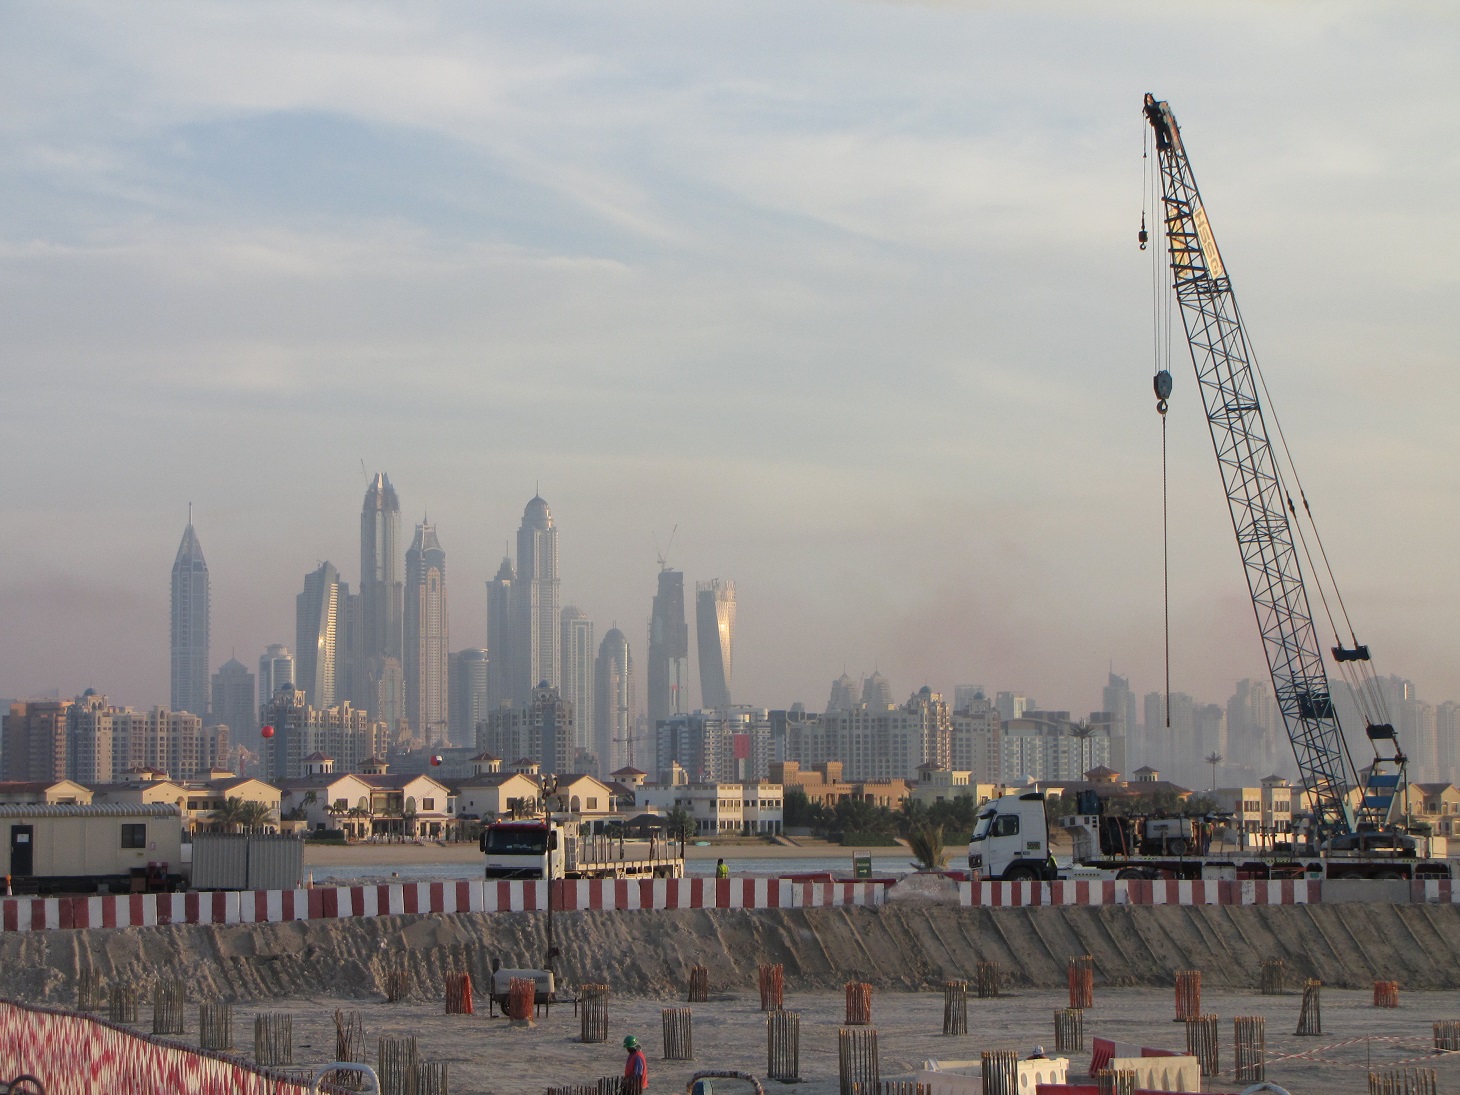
[624,1036,640,1050]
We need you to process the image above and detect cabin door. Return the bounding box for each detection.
[9,825,34,877]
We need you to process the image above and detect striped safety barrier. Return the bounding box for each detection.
[960,879,1325,906]
[0,878,885,933]
[0,997,309,1095]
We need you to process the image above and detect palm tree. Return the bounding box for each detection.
[235,799,275,831]
[1205,752,1223,791]
[907,822,948,871]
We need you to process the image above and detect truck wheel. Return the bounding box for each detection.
[1117,867,1156,880]
[1004,866,1038,882]
[1168,838,1189,856]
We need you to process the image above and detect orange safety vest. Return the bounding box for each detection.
[623,1048,648,1089]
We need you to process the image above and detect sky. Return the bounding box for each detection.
[1,1,1457,720]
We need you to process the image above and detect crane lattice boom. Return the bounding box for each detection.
[1143,93,1364,836]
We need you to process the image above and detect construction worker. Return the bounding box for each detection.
[715,858,729,879]
[622,1034,648,1093]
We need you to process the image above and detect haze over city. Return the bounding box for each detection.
[3,1,1458,722]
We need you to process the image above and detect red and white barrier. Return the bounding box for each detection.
[0,998,308,1095]
[960,878,1324,907]
[0,878,886,933]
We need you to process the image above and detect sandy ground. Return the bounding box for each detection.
[123,984,1460,1095]
[301,841,933,868]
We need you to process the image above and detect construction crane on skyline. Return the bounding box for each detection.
[1143,92,1406,838]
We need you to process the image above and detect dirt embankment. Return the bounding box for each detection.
[5,902,1460,1006]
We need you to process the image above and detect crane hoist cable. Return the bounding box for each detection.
[1144,114,1174,729]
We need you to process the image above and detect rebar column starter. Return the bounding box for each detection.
[379,1035,420,1095]
[333,1009,368,1090]
[107,984,138,1024]
[76,970,104,1012]
[1369,1068,1438,1095]
[1054,1008,1084,1053]
[1296,979,1323,1035]
[254,1013,294,1067]
[507,977,535,1024]
[199,1001,234,1051]
[1234,1016,1266,1082]
[943,981,968,1036]
[975,961,999,999]
[768,1011,801,1082]
[1096,1069,1136,1095]
[1434,1021,1460,1051]
[845,982,872,1026]
[980,1049,1018,1095]
[759,964,785,1012]
[152,978,186,1035]
[1173,971,1200,1022]
[445,973,474,1015]
[1374,980,1400,1008]
[1185,1015,1218,1077]
[580,984,609,1044]
[662,1008,693,1061]
[1260,958,1285,995]
[688,965,710,1003]
[416,1060,449,1095]
[1068,955,1094,1010]
[838,1027,878,1095]
[384,968,411,1004]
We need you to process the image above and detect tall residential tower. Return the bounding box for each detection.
[512,495,561,701]
[647,569,689,727]
[405,521,449,745]
[695,579,735,709]
[170,512,210,717]
[360,473,403,723]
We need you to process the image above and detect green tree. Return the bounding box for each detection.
[906,822,949,871]
[665,806,696,841]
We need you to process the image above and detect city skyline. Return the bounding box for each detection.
[3,5,1459,722]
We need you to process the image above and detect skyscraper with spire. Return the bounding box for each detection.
[360,473,403,724]
[648,568,689,727]
[695,579,735,709]
[405,521,449,746]
[170,509,210,717]
[512,494,560,702]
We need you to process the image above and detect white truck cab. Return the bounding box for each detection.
[967,792,1054,881]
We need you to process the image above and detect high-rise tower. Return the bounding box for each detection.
[561,607,596,758]
[405,521,449,746]
[647,569,689,727]
[170,512,210,718]
[258,644,296,710]
[296,561,343,708]
[485,556,515,710]
[512,494,561,701]
[360,473,403,719]
[695,579,735,709]
[594,628,634,775]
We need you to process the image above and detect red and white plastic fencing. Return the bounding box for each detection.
[0,878,884,933]
[960,878,1326,907]
[0,998,308,1095]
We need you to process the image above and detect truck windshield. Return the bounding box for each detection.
[484,828,549,855]
[971,812,996,841]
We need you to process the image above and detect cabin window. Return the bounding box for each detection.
[121,824,147,848]
[990,815,1020,838]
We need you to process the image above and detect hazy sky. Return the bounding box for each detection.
[2,1,1457,719]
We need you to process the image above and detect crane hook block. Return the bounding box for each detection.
[1332,644,1372,662]
[1138,212,1149,250]
[1153,369,1172,415]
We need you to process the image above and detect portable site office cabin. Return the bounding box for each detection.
[1,803,185,894]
